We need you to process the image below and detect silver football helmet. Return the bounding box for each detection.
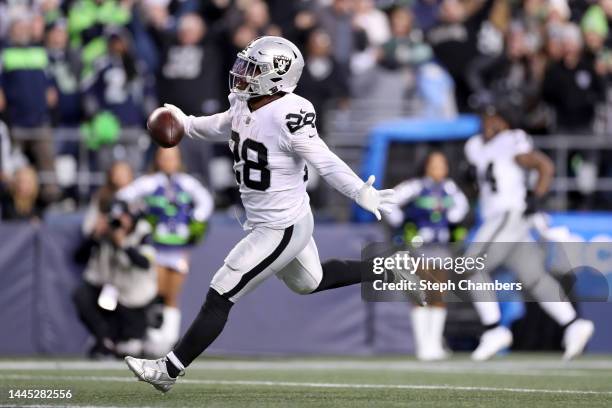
[229,36,304,100]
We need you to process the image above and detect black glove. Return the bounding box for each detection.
[524,191,542,216]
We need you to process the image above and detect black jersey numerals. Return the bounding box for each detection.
[285,110,316,133]
[483,162,498,193]
[231,131,271,191]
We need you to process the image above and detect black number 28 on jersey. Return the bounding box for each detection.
[231,131,271,191]
[285,110,316,133]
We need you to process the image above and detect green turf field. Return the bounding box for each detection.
[1,354,611,407]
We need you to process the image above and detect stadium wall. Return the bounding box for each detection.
[1,213,611,356]
[0,216,414,356]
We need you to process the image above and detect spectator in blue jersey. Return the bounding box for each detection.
[0,13,60,202]
[385,151,469,361]
[82,28,156,129]
[46,19,83,127]
[116,147,213,357]
[81,27,156,171]
[66,0,132,75]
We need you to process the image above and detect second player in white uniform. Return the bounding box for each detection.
[464,109,594,361]
[125,36,396,392]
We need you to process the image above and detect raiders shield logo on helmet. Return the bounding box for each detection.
[273,55,291,75]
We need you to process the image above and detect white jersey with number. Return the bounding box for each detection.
[184,93,363,229]
[465,129,533,220]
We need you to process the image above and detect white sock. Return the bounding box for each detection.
[474,302,501,326]
[161,306,182,344]
[539,302,576,326]
[166,351,185,371]
[411,307,429,357]
[116,339,143,356]
[428,307,447,352]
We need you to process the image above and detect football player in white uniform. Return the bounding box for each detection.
[125,36,396,392]
[465,107,594,361]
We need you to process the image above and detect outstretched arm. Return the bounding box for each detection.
[446,180,469,223]
[292,134,362,199]
[179,175,214,222]
[116,175,158,203]
[291,134,395,220]
[164,104,231,142]
[384,179,422,227]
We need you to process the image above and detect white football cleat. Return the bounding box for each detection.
[562,319,594,361]
[125,356,183,393]
[471,326,513,361]
[417,346,451,362]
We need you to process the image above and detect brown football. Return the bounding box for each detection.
[147,107,184,148]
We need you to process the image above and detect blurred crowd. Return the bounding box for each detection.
[0,0,611,219]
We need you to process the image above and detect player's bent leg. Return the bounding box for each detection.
[211,228,294,301]
[125,287,232,393]
[312,259,372,292]
[125,213,316,393]
[465,212,522,361]
[278,235,395,295]
[506,243,594,360]
[170,288,233,371]
[506,243,576,320]
[211,212,314,301]
[277,237,323,294]
[281,257,379,294]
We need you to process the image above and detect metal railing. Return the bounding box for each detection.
[16,127,150,204]
[6,101,612,213]
[324,98,612,212]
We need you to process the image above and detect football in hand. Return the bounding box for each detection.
[147,107,184,148]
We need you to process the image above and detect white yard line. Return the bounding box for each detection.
[0,405,150,408]
[0,360,608,378]
[1,374,611,396]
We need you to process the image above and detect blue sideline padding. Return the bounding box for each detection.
[356,114,480,222]
[548,211,612,240]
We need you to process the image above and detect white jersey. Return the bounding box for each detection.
[184,93,363,229]
[465,129,533,220]
[386,177,469,228]
[117,172,214,222]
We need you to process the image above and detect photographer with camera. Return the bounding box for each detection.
[72,162,157,359]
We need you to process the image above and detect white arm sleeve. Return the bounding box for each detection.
[445,180,469,223]
[82,199,100,235]
[385,179,423,227]
[278,98,363,199]
[394,179,422,206]
[291,135,363,200]
[464,135,481,165]
[510,129,534,155]
[185,110,232,142]
[184,94,236,142]
[116,175,159,203]
[178,174,214,221]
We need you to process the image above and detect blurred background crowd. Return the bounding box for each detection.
[1,0,612,222]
